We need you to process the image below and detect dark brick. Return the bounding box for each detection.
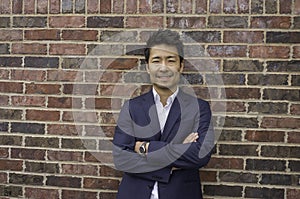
[245,130,285,142]
[237,0,249,13]
[83,178,119,189]
[100,165,123,177]
[0,160,23,171]
[261,174,298,186]
[246,159,286,171]
[11,122,45,134]
[0,122,8,131]
[289,161,300,172]
[182,31,221,43]
[152,0,164,13]
[0,44,9,54]
[219,171,258,183]
[11,148,45,160]
[12,0,23,14]
[100,31,137,42]
[0,108,22,120]
[47,150,83,162]
[195,0,207,13]
[251,0,263,14]
[99,192,117,199]
[208,45,247,57]
[248,102,288,114]
[223,60,263,72]
[261,146,300,158]
[25,162,59,174]
[0,135,22,146]
[219,130,242,141]
[263,89,299,101]
[25,188,59,199]
[251,16,291,29]
[62,190,97,199]
[224,116,258,128]
[280,0,292,14]
[223,0,236,13]
[292,75,300,86]
[0,185,22,197]
[208,16,248,28]
[167,17,206,29]
[0,17,10,28]
[0,57,22,67]
[9,173,43,186]
[62,0,73,13]
[209,0,222,13]
[225,88,260,99]
[47,176,81,188]
[61,164,98,176]
[24,57,59,68]
[294,17,300,29]
[245,187,284,199]
[219,144,258,156]
[267,32,300,43]
[248,74,288,85]
[61,138,97,150]
[216,73,245,85]
[75,0,85,13]
[224,31,264,43]
[204,185,243,197]
[265,0,277,14]
[25,137,59,148]
[13,17,47,28]
[87,16,124,28]
[267,61,300,72]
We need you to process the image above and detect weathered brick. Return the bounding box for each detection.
[139,0,152,13]
[219,130,242,141]
[291,75,300,86]
[126,0,137,13]
[204,185,243,197]
[25,29,60,40]
[0,172,8,183]
[291,104,300,115]
[287,189,300,199]
[25,57,59,68]
[87,0,99,13]
[289,161,300,172]
[213,73,245,85]
[11,148,45,160]
[47,150,83,162]
[75,0,85,13]
[61,138,97,150]
[87,16,124,28]
[13,17,47,28]
[209,0,222,13]
[293,46,300,58]
[152,0,164,13]
[224,31,264,43]
[251,0,263,14]
[85,125,115,137]
[208,16,248,28]
[223,0,236,14]
[99,192,117,199]
[251,16,291,29]
[47,176,81,188]
[0,82,23,94]
[267,61,300,72]
[63,84,97,95]
[261,174,298,186]
[112,0,124,13]
[11,122,45,134]
[61,164,98,176]
[84,151,113,164]
[261,145,300,158]
[12,0,22,14]
[0,57,22,67]
[267,32,300,43]
[25,83,61,95]
[295,0,300,14]
[0,135,22,146]
[225,88,260,99]
[294,17,300,29]
[62,190,97,199]
[49,0,60,14]
[208,45,247,57]
[265,0,277,14]
[48,97,82,109]
[100,165,123,177]
[0,0,11,14]
[25,162,59,174]
[180,0,193,13]
[219,144,258,156]
[263,89,299,101]
[0,122,8,131]
[50,16,85,28]
[245,130,285,142]
[0,69,9,80]
[0,159,23,171]
[261,117,300,129]
[50,44,86,55]
[245,187,284,198]
[11,69,46,82]
[224,60,263,72]
[12,43,47,55]
[88,44,124,56]
[25,188,59,199]
[0,17,10,28]
[83,178,119,189]
[280,0,292,14]
[62,0,73,13]
[0,96,8,106]
[0,44,9,54]
[167,17,206,29]
[248,74,288,86]
[219,171,258,183]
[85,97,121,110]
[167,0,178,13]
[26,110,60,121]
[62,111,98,123]
[0,30,22,41]
[182,31,220,43]
[101,58,138,70]
[0,108,22,120]
[48,124,82,136]
[206,157,244,169]
[62,30,98,41]
[37,0,48,14]
[100,30,137,43]
[126,16,163,28]
[24,0,35,14]
[246,159,286,171]
[47,70,82,82]
[0,185,23,197]
[25,136,59,148]
[10,173,43,185]
[237,0,249,13]
[199,170,217,182]
[250,46,290,59]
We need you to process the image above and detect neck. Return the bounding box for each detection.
[153,86,177,106]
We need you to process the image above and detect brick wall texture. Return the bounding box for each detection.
[0,0,299,198]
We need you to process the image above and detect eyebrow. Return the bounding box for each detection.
[151,55,177,59]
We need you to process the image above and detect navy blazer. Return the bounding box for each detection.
[113,89,214,199]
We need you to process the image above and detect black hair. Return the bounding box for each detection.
[144,29,184,64]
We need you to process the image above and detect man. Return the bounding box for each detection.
[113,29,214,199]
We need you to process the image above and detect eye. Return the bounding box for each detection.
[151,58,160,63]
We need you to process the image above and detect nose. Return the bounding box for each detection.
[159,60,168,71]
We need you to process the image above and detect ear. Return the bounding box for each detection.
[179,62,184,72]
[146,63,150,73]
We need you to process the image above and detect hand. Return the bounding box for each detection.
[183,132,199,144]
[134,141,149,153]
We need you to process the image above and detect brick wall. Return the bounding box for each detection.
[0,0,299,198]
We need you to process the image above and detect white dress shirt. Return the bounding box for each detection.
[150,87,179,199]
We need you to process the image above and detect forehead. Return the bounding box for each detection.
[149,44,179,57]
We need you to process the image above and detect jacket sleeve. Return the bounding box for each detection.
[147,100,214,169]
[112,100,172,183]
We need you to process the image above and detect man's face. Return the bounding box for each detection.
[147,44,183,92]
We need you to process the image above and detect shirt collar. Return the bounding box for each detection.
[152,87,179,106]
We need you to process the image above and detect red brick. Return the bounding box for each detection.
[63,84,98,95]
[293,46,300,58]
[0,30,23,41]
[25,83,61,95]
[251,16,291,29]
[113,0,124,13]
[62,30,98,41]
[207,45,247,57]
[206,157,244,169]
[295,0,300,14]
[101,58,138,70]
[0,96,9,106]
[237,0,249,13]
[250,46,290,59]
[226,101,246,112]
[11,69,46,82]
[87,0,99,13]
[48,97,82,109]
[167,17,206,28]
[49,0,60,13]
[139,0,151,13]
[100,0,112,13]
[37,0,48,14]
[100,165,123,177]
[291,104,300,115]
[224,31,264,43]
[85,151,113,164]
[0,148,9,158]
[62,190,97,199]
[27,109,60,121]
[49,16,86,28]
[25,188,59,199]
[280,0,292,14]
[200,170,217,182]
[47,150,83,162]
[47,70,83,82]
[85,97,122,110]
[25,29,60,40]
[12,43,47,55]
[62,111,98,123]
[83,178,119,189]
[50,44,86,55]
[11,96,45,107]
[210,0,222,13]
[0,172,8,183]
[11,148,45,160]
[48,124,82,136]
[12,0,22,14]
[287,132,300,143]
[287,189,300,199]
[85,71,122,83]
[0,160,23,171]
[0,82,23,93]
[0,69,9,80]
[24,0,35,14]
[61,164,98,176]
[0,0,11,14]
[126,16,164,28]
[261,117,300,129]
[245,130,285,142]
[225,88,260,99]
